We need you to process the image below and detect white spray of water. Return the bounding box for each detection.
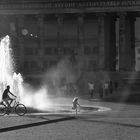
[0,35,83,111]
[0,35,13,93]
[0,35,52,111]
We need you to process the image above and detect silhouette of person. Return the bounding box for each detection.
[103,82,109,96]
[88,81,94,98]
[72,97,79,110]
[2,85,16,108]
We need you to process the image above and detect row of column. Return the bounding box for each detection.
[98,12,136,71]
[119,13,135,71]
[16,12,136,71]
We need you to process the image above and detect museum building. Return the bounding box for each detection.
[0,0,139,82]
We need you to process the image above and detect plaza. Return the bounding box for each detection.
[0,97,140,140]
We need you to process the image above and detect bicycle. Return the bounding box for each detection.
[0,98,27,116]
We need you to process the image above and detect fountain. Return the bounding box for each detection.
[0,35,51,111]
[0,35,23,101]
[0,35,111,115]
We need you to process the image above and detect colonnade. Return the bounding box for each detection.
[15,12,136,72]
[97,12,136,71]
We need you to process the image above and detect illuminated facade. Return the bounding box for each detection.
[0,0,138,77]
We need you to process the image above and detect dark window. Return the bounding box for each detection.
[45,48,53,55]
[24,61,30,69]
[30,61,37,69]
[24,61,30,72]
[35,48,39,55]
[63,47,74,55]
[92,46,98,54]
[84,46,91,55]
[54,47,58,55]
[88,60,97,71]
[49,61,57,67]
[137,48,140,54]
[43,61,49,68]
[24,48,34,55]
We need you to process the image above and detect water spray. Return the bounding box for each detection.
[0,35,52,110]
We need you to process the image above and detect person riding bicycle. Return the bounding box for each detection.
[2,85,16,108]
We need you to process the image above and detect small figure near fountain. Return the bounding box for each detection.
[72,97,79,109]
[72,97,80,115]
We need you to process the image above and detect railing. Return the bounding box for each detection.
[0,0,139,10]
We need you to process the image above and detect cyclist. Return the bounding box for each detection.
[2,85,16,108]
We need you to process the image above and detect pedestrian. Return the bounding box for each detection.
[88,81,94,98]
[115,80,118,89]
[99,83,103,98]
[103,82,109,96]
[109,80,113,94]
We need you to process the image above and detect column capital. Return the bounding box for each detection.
[55,13,64,17]
[77,13,85,25]
[118,12,136,21]
[56,14,64,25]
[96,12,106,17]
[76,13,85,18]
[36,14,45,20]
[117,12,127,16]
[96,13,116,21]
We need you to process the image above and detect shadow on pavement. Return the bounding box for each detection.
[0,116,76,133]
[79,118,140,128]
[25,114,51,121]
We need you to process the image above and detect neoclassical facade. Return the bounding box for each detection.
[0,0,139,80]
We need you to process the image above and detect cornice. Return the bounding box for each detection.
[0,0,139,15]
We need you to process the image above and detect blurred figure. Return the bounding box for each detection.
[115,80,118,89]
[109,80,113,94]
[88,81,94,98]
[72,97,79,110]
[103,82,109,96]
[99,82,103,98]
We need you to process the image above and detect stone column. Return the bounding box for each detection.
[105,16,116,71]
[97,13,106,70]
[17,15,25,71]
[56,14,64,58]
[37,15,45,71]
[97,13,116,71]
[129,16,136,70]
[77,14,85,56]
[77,14,87,72]
[119,13,135,71]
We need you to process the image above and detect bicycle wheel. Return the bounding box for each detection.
[15,104,27,116]
[0,104,7,116]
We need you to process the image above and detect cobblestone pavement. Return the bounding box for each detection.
[0,97,140,140]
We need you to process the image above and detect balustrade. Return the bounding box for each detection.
[0,0,138,9]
